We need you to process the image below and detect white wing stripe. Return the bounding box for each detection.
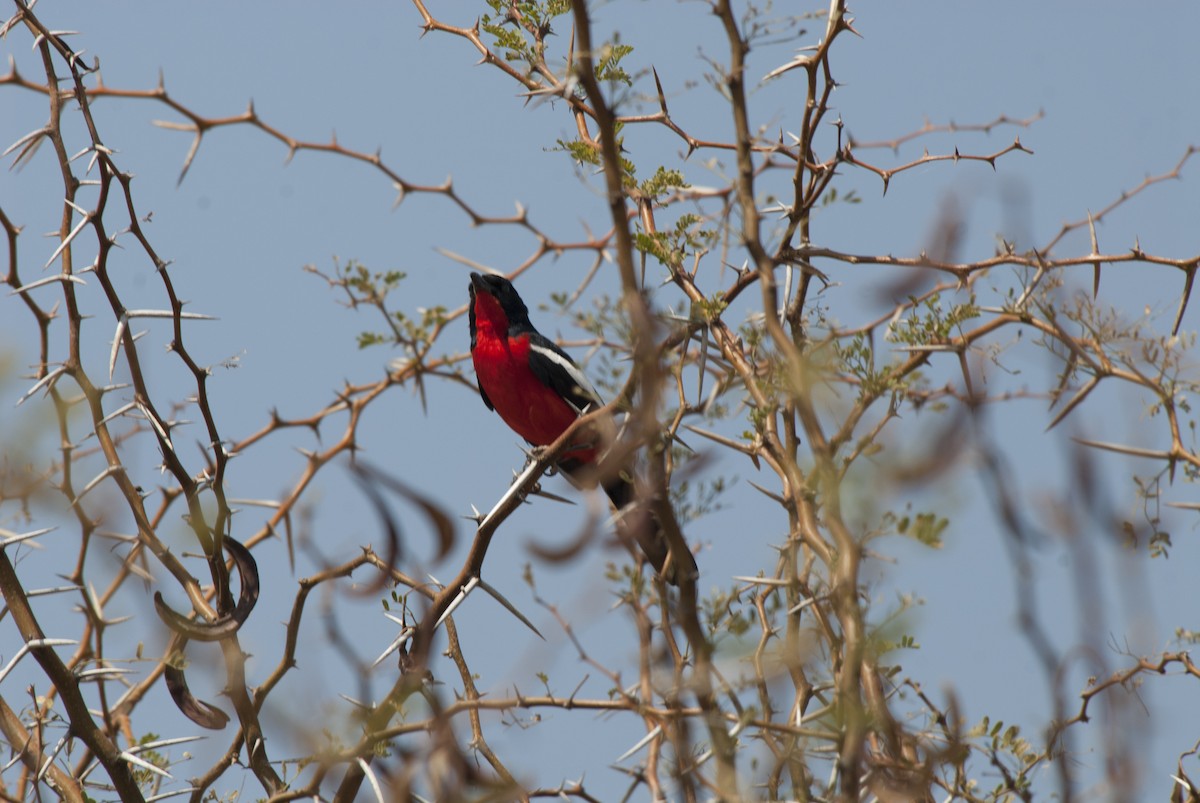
[528,343,604,412]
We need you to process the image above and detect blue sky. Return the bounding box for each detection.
[2,2,1198,799]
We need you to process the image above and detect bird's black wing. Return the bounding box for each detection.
[525,331,605,414]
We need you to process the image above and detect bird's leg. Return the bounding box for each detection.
[526,438,598,470]
[522,444,557,476]
[515,445,577,505]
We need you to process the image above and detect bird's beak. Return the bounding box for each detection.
[469,272,487,295]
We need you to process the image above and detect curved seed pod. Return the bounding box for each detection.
[153,535,261,642]
[348,461,455,595]
[163,660,230,730]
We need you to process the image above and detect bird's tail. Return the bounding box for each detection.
[602,474,697,587]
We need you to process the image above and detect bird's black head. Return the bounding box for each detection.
[469,272,532,343]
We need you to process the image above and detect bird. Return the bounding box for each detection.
[468,271,696,585]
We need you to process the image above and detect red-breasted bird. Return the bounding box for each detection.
[468,272,696,585]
